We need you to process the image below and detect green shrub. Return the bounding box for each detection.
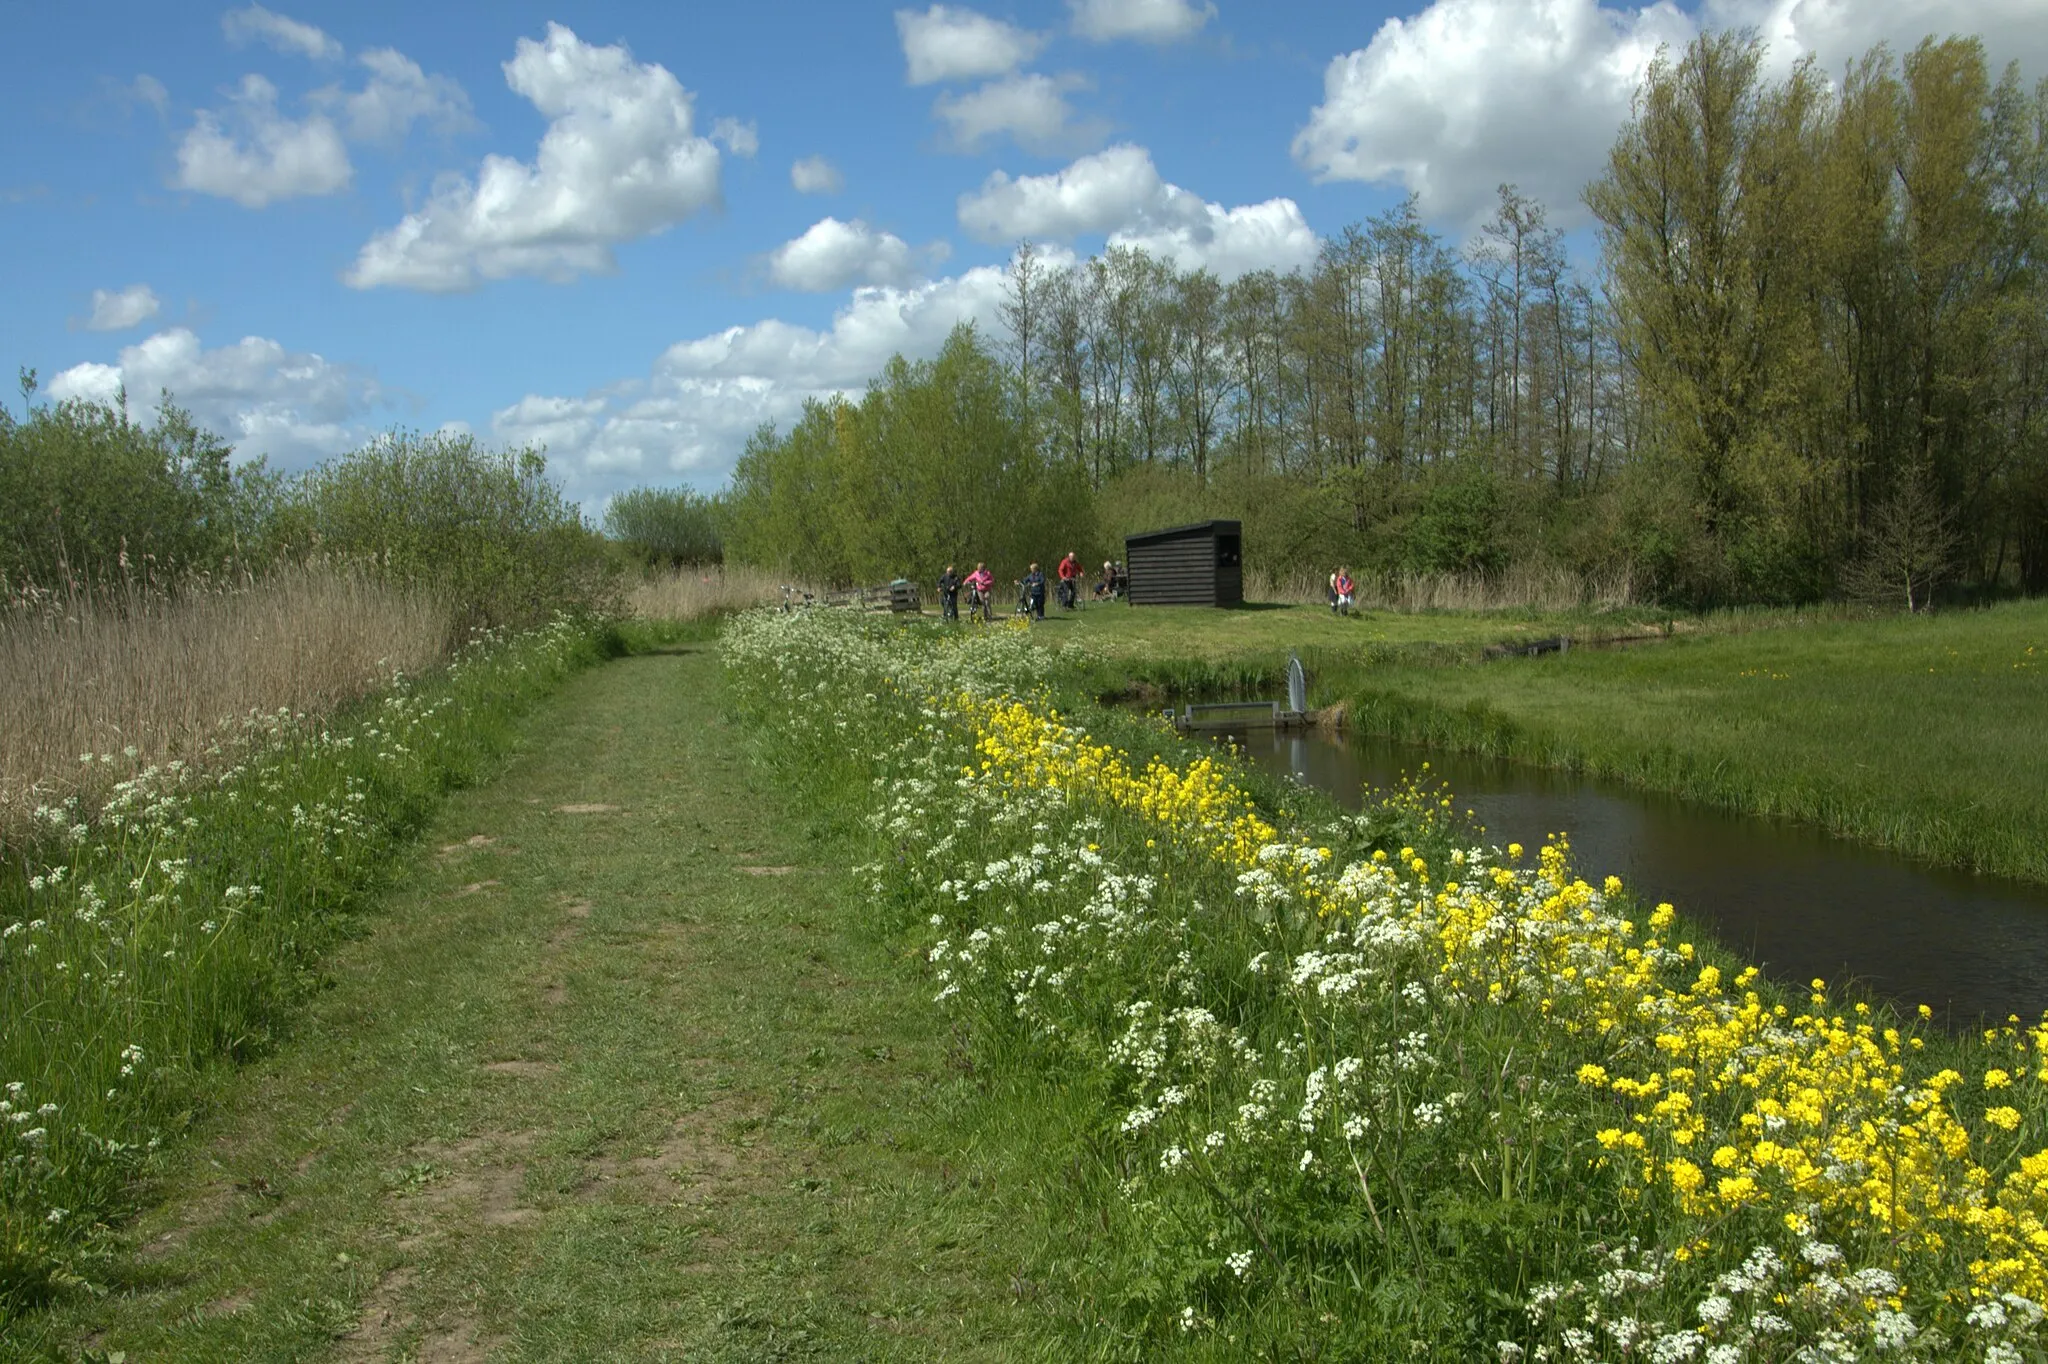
[0,379,278,593]
[603,486,725,566]
[298,431,620,633]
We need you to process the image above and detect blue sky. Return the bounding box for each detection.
[3,0,2039,508]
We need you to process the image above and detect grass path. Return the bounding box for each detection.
[29,646,1048,1362]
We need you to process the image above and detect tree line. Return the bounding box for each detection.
[727,30,2047,607]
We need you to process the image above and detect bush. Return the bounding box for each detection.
[603,486,725,566]
[298,431,620,634]
[0,380,278,593]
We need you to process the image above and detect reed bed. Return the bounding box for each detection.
[1245,562,1637,611]
[626,563,817,621]
[0,567,452,840]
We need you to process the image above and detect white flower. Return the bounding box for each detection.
[1870,1308,1916,1349]
[1801,1240,1844,1267]
[1696,1295,1733,1326]
[1227,1249,1254,1278]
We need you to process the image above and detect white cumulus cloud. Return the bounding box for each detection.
[46,327,381,466]
[173,73,352,207]
[958,144,1315,277]
[1720,0,2048,77]
[1069,0,1215,43]
[125,74,170,119]
[791,155,844,194]
[1295,0,2040,231]
[222,4,342,62]
[221,5,342,62]
[346,23,724,292]
[896,5,1046,84]
[765,217,948,291]
[492,255,1054,500]
[712,116,760,157]
[934,72,1105,154]
[314,48,475,144]
[82,285,162,332]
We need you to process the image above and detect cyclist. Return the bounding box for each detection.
[1055,550,1082,610]
[963,561,994,622]
[1017,562,1047,621]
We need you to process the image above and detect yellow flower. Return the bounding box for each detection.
[1987,1107,2023,1132]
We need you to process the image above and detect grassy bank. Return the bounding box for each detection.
[0,617,617,1315]
[722,609,2048,1359]
[1328,599,2048,885]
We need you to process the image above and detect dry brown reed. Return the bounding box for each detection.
[0,565,452,836]
[627,563,813,620]
[1245,562,1636,612]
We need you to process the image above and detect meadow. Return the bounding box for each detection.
[7,572,2046,1358]
[724,608,2048,1359]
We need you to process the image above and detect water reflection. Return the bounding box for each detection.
[1203,721,2048,1028]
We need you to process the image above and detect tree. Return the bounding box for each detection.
[1840,462,1958,610]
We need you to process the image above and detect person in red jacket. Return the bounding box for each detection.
[1055,550,1082,610]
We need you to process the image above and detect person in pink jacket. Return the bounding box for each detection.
[962,561,994,621]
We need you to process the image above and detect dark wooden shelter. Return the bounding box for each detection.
[1124,519,1243,607]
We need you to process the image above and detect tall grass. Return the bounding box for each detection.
[1246,561,1637,611]
[0,566,452,842]
[626,563,816,621]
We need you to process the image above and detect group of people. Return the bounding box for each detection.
[936,553,1124,622]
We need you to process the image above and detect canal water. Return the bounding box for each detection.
[1193,720,2048,1027]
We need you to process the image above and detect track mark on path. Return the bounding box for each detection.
[481,1060,558,1077]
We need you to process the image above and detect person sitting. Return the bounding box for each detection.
[1333,567,1356,616]
[1094,560,1116,600]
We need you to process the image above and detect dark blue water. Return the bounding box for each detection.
[1203,722,2048,1027]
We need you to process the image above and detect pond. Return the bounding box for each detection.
[1187,718,2048,1028]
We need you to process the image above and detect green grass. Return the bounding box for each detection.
[11,646,1072,1362]
[1015,597,1666,663]
[1326,600,2048,884]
